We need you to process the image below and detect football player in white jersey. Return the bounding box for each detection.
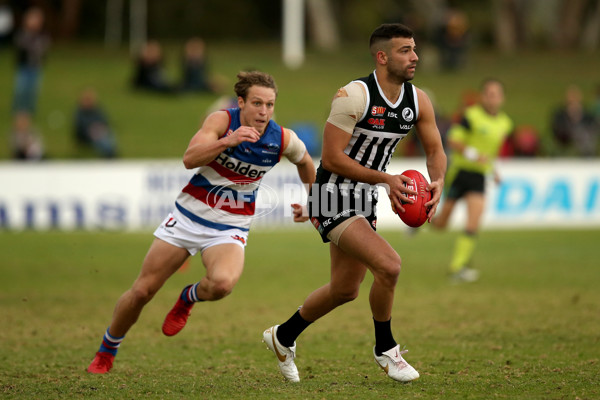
[87,71,315,374]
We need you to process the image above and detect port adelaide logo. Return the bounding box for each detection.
[402,107,414,122]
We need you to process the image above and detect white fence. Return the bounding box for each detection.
[1,159,599,231]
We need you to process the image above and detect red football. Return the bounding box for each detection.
[396,169,431,228]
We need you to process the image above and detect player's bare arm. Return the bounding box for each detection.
[414,87,447,220]
[322,123,418,213]
[282,128,316,223]
[183,111,261,169]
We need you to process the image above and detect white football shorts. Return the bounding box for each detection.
[154,208,248,256]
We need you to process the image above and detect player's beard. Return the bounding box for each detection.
[387,63,415,83]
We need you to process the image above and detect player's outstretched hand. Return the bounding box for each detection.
[291,203,309,223]
[223,126,261,147]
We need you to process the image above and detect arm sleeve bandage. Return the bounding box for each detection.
[326,82,367,134]
[282,129,307,164]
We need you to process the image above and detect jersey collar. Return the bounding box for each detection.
[373,70,404,109]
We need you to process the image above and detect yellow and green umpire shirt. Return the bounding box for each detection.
[447,104,513,175]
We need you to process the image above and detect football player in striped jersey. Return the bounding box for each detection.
[264,23,446,383]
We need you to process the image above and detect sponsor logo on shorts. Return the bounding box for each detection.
[231,235,246,245]
[165,217,177,228]
[310,217,320,229]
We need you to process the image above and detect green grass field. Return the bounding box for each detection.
[2,42,599,159]
[1,228,599,399]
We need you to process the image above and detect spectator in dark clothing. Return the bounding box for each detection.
[551,85,598,157]
[132,40,177,94]
[180,37,214,93]
[74,88,118,158]
[434,9,469,71]
[12,7,50,113]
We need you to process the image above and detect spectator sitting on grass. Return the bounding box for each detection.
[551,85,598,157]
[132,40,177,94]
[180,37,215,93]
[11,111,44,160]
[74,88,118,158]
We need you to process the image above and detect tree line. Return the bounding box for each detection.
[7,0,600,51]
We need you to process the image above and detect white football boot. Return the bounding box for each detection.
[374,345,420,382]
[263,325,300,382]
[450,267,480,283]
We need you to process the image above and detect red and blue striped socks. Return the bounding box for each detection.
[181,282,202,303]
[98,327,124,356]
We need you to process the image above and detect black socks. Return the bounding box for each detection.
[276,311,396,355]
[373,318,397,356]
[276,309,312,347]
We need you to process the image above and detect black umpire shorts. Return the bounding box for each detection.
[446,169,485,200]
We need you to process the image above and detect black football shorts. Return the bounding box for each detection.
[307,183,377,243]
[446,169,485,200]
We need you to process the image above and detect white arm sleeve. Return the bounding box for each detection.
[326,82,367,134]
[282,129,307,164]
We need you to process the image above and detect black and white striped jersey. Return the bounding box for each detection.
[316,71,419,198]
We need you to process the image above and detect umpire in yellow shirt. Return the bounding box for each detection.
[433,78,513,282]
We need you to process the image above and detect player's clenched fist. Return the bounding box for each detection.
[291,203,309,223]
[223,126,261,147]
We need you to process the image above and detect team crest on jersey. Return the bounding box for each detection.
[371,106,386,117]
[402,107,414,122]
[262,142,280,155]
